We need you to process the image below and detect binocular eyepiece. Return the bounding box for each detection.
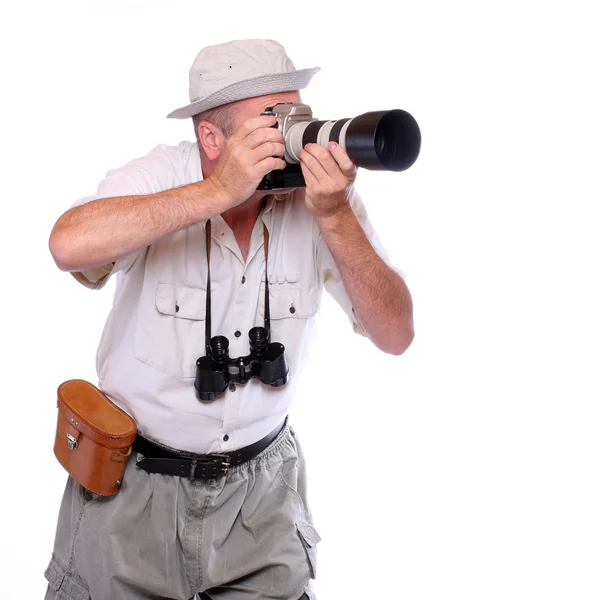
[209,336,229,363]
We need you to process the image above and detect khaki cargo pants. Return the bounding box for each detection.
[44,423,319,600]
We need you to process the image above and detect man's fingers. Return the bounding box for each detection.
[233,115,278,139]
[246,126,285,150]
[299,145,333,180]
[299,160,319,188]
[303,143,352,179]
[251,141,286,163]
[255,156,287,175]
[329,142,357,179]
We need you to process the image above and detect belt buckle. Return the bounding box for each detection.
[213,454,231,476]
[188,454,231,481]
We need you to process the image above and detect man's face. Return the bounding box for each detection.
[232,91,302,131]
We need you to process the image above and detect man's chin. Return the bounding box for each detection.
[272,187,301,200]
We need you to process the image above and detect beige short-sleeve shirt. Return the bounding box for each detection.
[68,141,404,453]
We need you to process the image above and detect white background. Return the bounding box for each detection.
[1,1,599,598]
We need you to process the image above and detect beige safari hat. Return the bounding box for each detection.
[167,39,320,119]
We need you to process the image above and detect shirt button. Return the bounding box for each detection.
[223,434,229,442]
[234,330,242,338]
[229,383,236,392]
[289,306,296,314]
[241,276,246,284]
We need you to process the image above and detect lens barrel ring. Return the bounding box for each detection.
[301,120,329,148]
[329,118,351,144]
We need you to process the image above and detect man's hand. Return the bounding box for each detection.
[298,142,357,219]
[207,116,286,209]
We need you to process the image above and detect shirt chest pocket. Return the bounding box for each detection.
[134,282,210,378]
[267,287,320,320]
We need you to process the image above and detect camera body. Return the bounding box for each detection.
[195,328,289,401]
[261,103,315,161]
[257,103,314,191]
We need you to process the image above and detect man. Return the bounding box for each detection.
[46,39,414,600]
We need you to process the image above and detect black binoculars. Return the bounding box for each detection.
[195,326,289,401]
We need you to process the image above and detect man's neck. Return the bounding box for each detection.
[221,194,266,231]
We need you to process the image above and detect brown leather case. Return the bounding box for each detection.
[54,379,137,496]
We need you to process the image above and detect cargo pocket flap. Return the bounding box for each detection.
[296,518,321,547]
[44,554,65,591]
[296,518,321,579]
[44,554,90,600]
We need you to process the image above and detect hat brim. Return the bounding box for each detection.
[166,67,320,119]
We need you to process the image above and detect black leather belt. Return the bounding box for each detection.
[133,419,287,480]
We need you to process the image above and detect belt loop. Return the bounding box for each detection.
[189,458,197,481]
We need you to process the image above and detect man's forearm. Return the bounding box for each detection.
[49,179,225,273]
[315,204,414,355]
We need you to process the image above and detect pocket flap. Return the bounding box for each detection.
[285,271,300,284]
[155,283,208,320]
[296,518,322,547]
[44,554,90,599]
[44,554,65,591]
[269,272,300,284]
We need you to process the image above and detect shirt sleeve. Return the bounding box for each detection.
[314,187,407,336]
[66,157,160,290]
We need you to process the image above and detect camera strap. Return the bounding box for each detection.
[204,217,272,356]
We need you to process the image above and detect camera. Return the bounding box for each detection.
[195,327,289,401]
[257,102,421,190]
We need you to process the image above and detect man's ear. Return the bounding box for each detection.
[197,121,225,161]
